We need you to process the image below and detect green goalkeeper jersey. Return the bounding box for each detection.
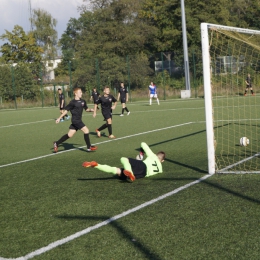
[141,142,163,177]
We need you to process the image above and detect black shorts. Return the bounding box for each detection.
[102,111,112,120]
[60,106,65,110]
[120,98,126,104]
[69,121,85,131]
[119,158,147,180]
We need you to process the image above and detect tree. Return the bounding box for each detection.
[0,25,43,64]
[30,8,58,60]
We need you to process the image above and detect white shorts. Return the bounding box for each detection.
[150,94,157,98]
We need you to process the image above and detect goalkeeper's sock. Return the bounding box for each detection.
[95,164,118,174]
[56,134,69,145]
[120,157,132,172]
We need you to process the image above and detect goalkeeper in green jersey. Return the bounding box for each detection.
[82,142,165,182]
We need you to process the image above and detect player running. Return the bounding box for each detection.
[117,82,130,116]
[53,88,97,153]
[93,86,117,138]
[148,82,160,105]
[82,142,165,182]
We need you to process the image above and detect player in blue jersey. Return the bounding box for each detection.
[148,82,160,105]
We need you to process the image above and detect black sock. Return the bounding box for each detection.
[108,124,112,135]
[251,90,254,94]
[121,108,124,114]
[84,133,91,149]
[98,124,108,131]
[125,107,129,112]
[56,134,69,146]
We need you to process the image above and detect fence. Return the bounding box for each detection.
[0,51,206,109]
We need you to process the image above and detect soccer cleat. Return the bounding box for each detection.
[82,161,98,168]
[244,93,247,96]
[123,170,135,181]
[53,142,58,153]
[96,129,101,137]
[65,115,70,120]
[120,114,124,116]
[60,119,64,122]
[252,93,255,96]
[108,135,116,139]
[127,111,130,116]
[87,146,97,152]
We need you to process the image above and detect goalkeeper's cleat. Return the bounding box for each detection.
[53,142,58,153]
[108,135,116,139]
[123,170,135,181]
[87,146,97,152]
[82,161,98,168]
[96,129,101,137]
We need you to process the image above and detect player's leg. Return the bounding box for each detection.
[149,94,153,105]
[250,86,254,95]
[53,128,76,153]
[82,161,121,175]
[59,109,65,121]
[244,87,249,96]
[106,118,115,138]
[120,157,135,181]
[120,102,126,116]
[80,125,97,151]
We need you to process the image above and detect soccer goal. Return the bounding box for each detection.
[201,23,260,174]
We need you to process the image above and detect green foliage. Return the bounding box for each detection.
[30,8,58,60]
[0,25,43,64]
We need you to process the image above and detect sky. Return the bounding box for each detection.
[0,0,86,45]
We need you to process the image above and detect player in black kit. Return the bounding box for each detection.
[58,88,70,121]
[93,86,117,138]
[53,88,97,153]
[117,82,130,116]
[90,87,100,110]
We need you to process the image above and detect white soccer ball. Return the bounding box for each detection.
[136,154,143,160]
[240,137,249,146]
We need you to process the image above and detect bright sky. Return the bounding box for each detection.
[0,0,86,45]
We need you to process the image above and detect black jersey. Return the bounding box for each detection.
[59,93,65,106]
[91,90,100,102]
[246,76,252,86]
[96,94,117,113]
[118,87,128,99]
[65,99,88,123]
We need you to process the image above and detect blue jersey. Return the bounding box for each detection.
[149,85,157,94]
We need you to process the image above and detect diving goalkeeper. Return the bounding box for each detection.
[82,142,165,181]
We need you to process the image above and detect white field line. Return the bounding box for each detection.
[0,108,203,129]
[0,175,211,260]
[0,122,192,169]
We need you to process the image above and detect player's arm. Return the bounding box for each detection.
[117,92,120,100]
[126,92,128,102]
[141,142,154,157]
[111,101,117,110]
[56,110,68,123]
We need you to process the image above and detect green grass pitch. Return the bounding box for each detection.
[0,99,260,259]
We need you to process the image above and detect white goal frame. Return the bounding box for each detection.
[201,23,260,174]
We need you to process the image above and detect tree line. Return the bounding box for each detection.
[0,0,259,101]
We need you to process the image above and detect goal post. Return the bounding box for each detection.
[201,23,260,174]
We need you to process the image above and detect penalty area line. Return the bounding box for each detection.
[0,174,211,260]
[0,122,192,169]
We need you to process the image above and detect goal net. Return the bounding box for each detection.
[201,23,260,174]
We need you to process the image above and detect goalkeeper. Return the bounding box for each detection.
[82,142,165,181]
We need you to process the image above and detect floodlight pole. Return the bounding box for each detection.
[181,0,191,93]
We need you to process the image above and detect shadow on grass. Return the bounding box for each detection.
[56,215,163,260]
[51,142,96,153]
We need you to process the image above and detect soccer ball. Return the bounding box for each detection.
[136,154,143,160]
[240,137,249,146]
